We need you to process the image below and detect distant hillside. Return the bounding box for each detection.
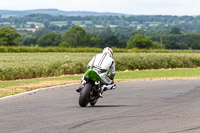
[0,9,128,18]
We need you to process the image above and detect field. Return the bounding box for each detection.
[1,52,200,80]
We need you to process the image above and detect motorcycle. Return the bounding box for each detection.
[78,69,106,107]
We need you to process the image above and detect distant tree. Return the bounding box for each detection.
[165,42,185,49]
[47,25,60,31]
[23,38,37,46]
[67,20,72,25]
[15,23,21,28]
[60,25,71,31]
[0,27,22,46]
[104,35,119,48]
[152,41,165,49]
[170,27,181,34]
[190,40,200,49]
[37,32,62,47]
[59,25,90,47]
[127,34,153,49]
[30,24,35,28]
[90,36,103,47]
[177,42,189,49]
[118,40,127,48]
[33,28,49,39]
[43,20,50,27]
[97,27,112,39]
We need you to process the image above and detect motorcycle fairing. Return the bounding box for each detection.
[85,69,102,81]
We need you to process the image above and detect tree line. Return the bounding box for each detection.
[2,14,200,31]
[1,26,200,49]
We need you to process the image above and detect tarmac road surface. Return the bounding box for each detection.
[1,79,200,133]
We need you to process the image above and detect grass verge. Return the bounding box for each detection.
[0,68,200,98]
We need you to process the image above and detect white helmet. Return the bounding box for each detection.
[103,47,113,57]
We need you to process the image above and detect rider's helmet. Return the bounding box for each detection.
[103,47,113,58]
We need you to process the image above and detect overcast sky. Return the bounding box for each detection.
[0,0,200,15]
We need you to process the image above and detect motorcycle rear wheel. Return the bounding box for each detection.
[79,83,92,107]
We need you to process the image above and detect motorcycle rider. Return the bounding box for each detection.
[76,47,116,93]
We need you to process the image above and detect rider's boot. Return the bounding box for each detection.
[76,85,84,92]
[99,85,107,98]
[99,82,117,97]
[106,82,117,90]
[76,75,87,92]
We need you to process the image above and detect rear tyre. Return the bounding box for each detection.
[79,83,92,107]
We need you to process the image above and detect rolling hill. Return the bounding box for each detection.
[0,9,128,18]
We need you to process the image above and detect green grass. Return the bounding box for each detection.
[116,68,200,79]
[0,68,200,98]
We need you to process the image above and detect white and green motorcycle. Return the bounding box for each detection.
[77,69,116,107]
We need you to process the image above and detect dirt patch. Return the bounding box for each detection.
[0,80,80,98]
[9,80,80,90]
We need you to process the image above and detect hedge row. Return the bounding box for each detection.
[0,46,200,53]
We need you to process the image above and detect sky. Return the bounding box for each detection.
[0,0,200,16]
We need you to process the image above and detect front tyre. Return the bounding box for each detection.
[79,83,92,107]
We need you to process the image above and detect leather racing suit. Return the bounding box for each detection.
[76,52,116,93]
[87,52,115,85]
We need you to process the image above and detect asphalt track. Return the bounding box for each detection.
[1,79,200,133]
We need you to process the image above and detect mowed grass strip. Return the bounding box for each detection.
[116,68,200,79]
[0,68,200,98]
